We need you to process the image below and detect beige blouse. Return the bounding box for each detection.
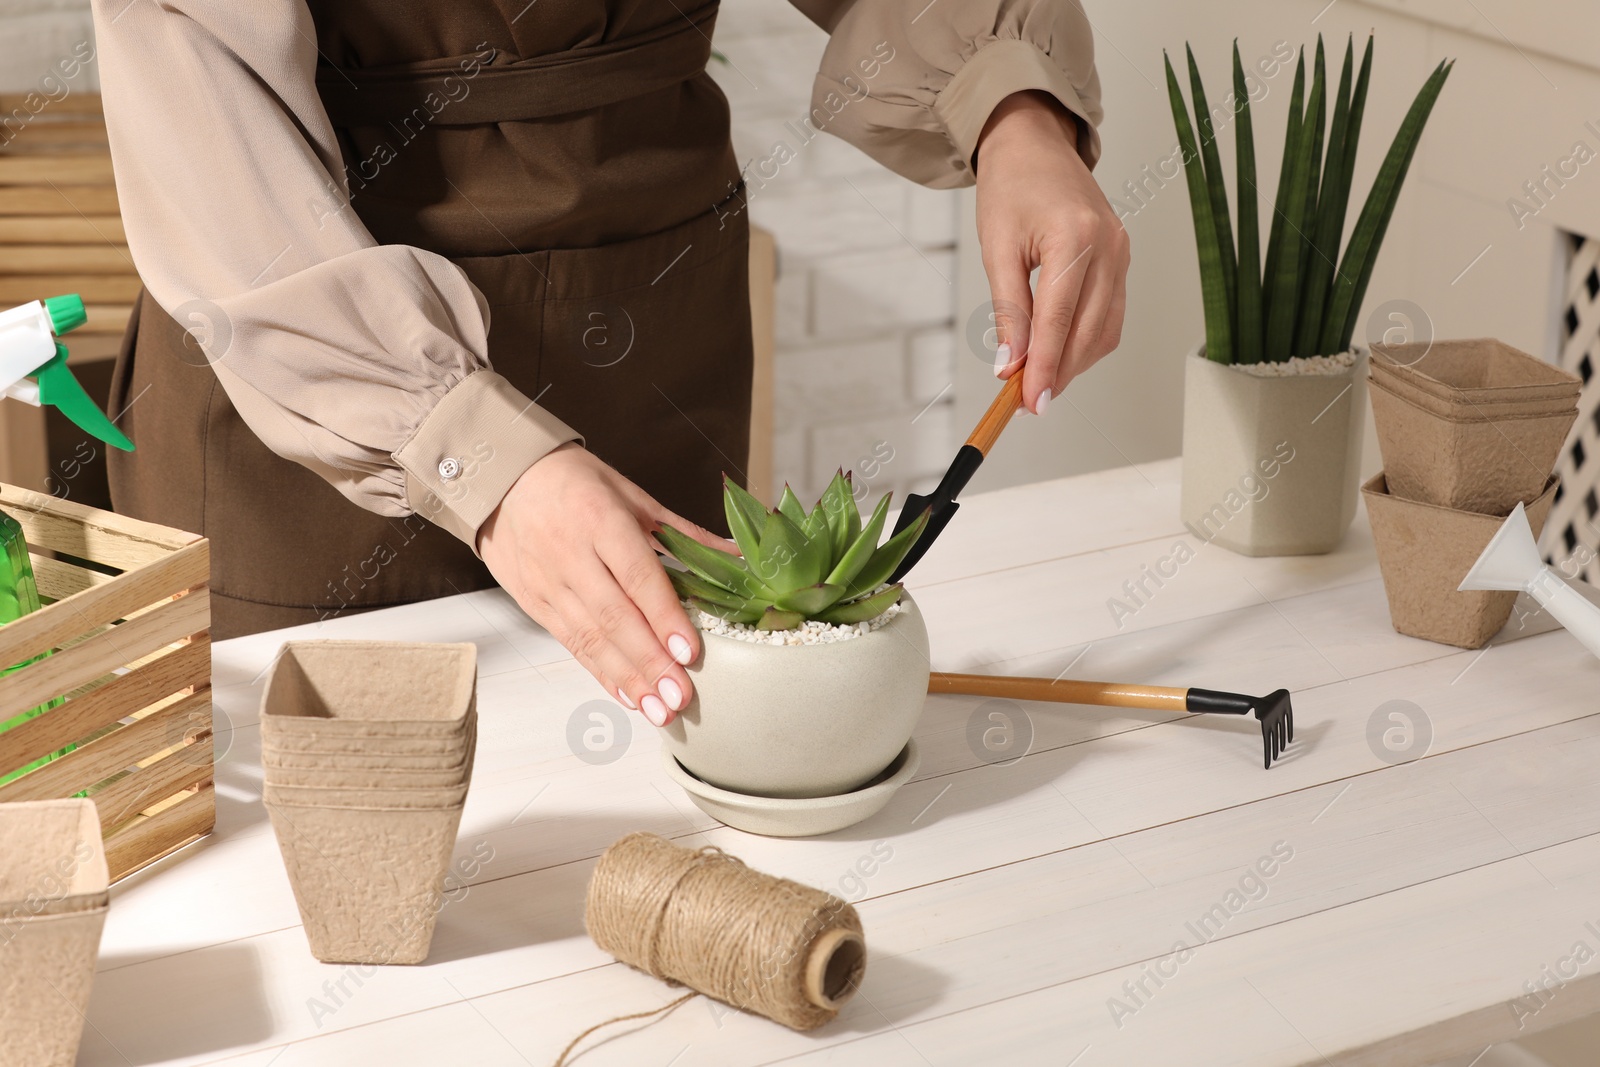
[90,0,1102,549]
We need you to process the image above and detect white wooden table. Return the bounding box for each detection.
[77,458,1600,1067]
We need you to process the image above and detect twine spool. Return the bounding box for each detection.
[584,832,866,1030]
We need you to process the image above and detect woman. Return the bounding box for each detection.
[92,0,1127,728]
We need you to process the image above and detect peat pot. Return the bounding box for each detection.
[663,592,931,800]
[1181,345,1368,556]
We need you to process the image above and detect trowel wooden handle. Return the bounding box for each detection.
[967,373,1026,455]
[929,671,1190,711]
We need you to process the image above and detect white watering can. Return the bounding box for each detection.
[1458,501,1600,662]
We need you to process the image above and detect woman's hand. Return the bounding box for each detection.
[975,90,1130,415]
[479,443,730,727]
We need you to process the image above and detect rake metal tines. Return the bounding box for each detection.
[1184,688,1295,769]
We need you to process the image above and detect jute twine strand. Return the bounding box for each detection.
[556,832,865,1065]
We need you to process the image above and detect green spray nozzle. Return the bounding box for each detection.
[44,294,86,336]
[36,342,133,451]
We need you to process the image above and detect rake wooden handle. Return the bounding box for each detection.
[929,671,1190,711]
[967,373,1026,455]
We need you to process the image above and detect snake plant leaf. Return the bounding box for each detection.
[777,485,808,528]
[723,477,764,564]
[1260,48,1304,351]
[816,583,905,625]
[818,470,857,559]
[1187,44,1237,339]
[723,474,768,540]
[1296,34,1355,357]
[1232,40,1263,365]
[1330,59,1450,352]
[1318,33,1374,353]
[755,606,808,631]
[1165,50,1232,364]
[823,492,891,590]
[1263,49,1320,361]
[844,507,930,600]
[774,583,845,615]
[688,596,770,625]
[756,507,827,591]
[655,522,770,600]
[667,568,756,611]
[1290,35,1328,356]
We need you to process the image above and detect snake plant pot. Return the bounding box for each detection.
[1180,346,1368,557]
[0,799,109,1067]
[662,592,931,800]
[1364,472,1559,648]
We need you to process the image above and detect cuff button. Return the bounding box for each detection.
[438,457,462,480]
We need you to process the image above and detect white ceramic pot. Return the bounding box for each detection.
[663,592,931,800]
[1180,345,1368,557]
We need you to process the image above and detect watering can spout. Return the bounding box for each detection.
[1460,501,1600,662]
[1458,502,1543,593]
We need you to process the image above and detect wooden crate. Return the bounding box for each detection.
[0,482,212,881]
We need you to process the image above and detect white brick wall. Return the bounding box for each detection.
[0,1,97,94]
[712,1,961,507]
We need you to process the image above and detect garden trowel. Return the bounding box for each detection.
[888,373,1025,582]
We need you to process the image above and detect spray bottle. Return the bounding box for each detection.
[0,294,133,781]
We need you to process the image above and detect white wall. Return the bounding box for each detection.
[0,0,96,93]
[955,0,1595,494]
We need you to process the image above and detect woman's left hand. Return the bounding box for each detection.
[974,90,1130,416]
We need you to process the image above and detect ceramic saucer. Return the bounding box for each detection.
[660,740,921,837]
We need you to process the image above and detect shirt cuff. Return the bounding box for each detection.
[934,37,1104,177]
[393,369,582,553]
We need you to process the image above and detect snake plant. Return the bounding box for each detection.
[1166,35,1452,364]
[654,472,929,631]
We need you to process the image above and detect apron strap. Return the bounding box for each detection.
[315,3,718,126]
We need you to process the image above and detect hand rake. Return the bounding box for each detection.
[929,673,1295,769]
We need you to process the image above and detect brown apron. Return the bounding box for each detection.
[108,1,751,639]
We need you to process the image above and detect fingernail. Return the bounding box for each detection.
[641,695,669,727]
[1035,388,1052,416]
[616,688,636,711]
[658,676,685,711]
[993,342,1012,377]
[668,634,694,665]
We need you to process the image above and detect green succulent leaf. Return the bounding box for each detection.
[777,485,808,528]
[773,583,845,615]
[666,568,751,610]
[818,470,859,559]
[723,480,764,564]
[801,499,831,549]
[723,475,768,541]
[824,492,891,589]
[756,606,807,631]
[1260,48,1304,355]
[844,507,930,599]
[688,596,770,625]
[755,508,827,592]
[816,583,904,624]
[1187,44,1237,343]
[654,523,769,600]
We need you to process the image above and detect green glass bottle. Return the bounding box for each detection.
[0,506,70,785]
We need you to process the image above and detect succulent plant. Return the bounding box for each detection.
[653,471,930,632]
[1166,34,1452,364]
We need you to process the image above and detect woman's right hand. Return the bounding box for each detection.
[478,443,730,727]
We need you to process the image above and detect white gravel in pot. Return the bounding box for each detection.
[687,599,905,645]
[1232,351,1358,377]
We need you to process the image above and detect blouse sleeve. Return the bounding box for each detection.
[89,0,581,549]
[793,0,1103,187]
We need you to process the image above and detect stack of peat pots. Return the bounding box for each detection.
[0,799,109,1067]
[1364,339,1582,647]
[261,640,477,965]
